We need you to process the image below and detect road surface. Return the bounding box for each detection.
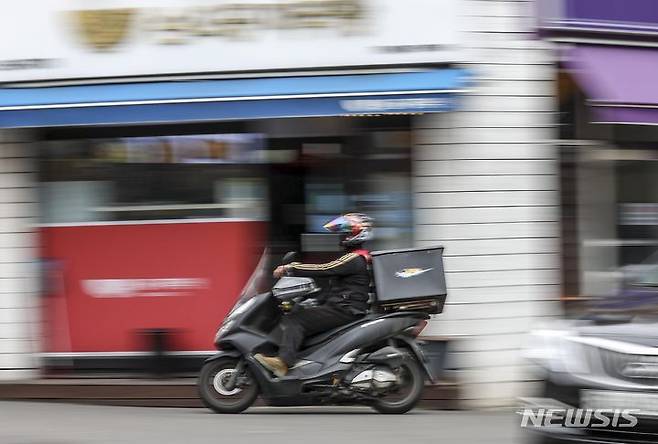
[0,401,524,444]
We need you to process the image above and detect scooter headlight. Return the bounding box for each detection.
[215,321,234,342]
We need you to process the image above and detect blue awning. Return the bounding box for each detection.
[0,69,471,128]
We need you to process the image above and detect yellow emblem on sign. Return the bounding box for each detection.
[74,9,135,51]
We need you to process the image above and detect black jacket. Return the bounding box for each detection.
[287,252,370,315]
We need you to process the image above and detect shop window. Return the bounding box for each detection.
[39,134,268,223]
[617,159,658,267]
[39,118,413,252]
[301,130,413,250]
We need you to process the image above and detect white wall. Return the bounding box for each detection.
[0,130,40,380]
[414,0,562,407]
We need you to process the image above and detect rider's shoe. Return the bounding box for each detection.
[254,354,288,377]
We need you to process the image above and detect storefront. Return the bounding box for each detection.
[34,114,439,367]
[0,0,471,370]
[537,0,658,299]
[1,0,560,407]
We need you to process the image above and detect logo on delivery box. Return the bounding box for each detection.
[394,268,433,279]
[82,278,209,298]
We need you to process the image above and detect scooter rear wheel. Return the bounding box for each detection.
[198,357,259,413]
[372,357,425,414]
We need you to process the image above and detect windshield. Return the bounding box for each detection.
[230,248,270,313]
[628,251,658,287]
[635,268,658,287]
[587,250,658,318]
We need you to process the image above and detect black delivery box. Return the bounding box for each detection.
[370,246,447,314]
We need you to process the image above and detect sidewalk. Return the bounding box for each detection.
[0,377,460,409]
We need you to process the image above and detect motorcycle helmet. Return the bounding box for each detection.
[323,213,373,247]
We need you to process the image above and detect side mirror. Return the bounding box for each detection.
[281,251,299,265]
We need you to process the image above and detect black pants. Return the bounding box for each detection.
[278,304,361,366]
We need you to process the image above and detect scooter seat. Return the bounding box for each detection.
[301,315,375,348]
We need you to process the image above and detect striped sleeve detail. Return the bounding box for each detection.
[289,253,359,271]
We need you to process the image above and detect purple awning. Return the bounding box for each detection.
[566,0,658,24]
[563,45,658,125]
[536,0,658,37]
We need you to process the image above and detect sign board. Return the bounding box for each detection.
[41,220,265,353]
[0,0,461,83]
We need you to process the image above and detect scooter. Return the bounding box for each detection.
[197,251,437,414]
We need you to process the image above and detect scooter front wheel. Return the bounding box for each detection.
[198,357,259,413]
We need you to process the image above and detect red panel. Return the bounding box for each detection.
[40,221,265,353]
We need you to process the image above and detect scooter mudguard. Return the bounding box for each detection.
[395,335,437,384]
[204,349,242,363]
